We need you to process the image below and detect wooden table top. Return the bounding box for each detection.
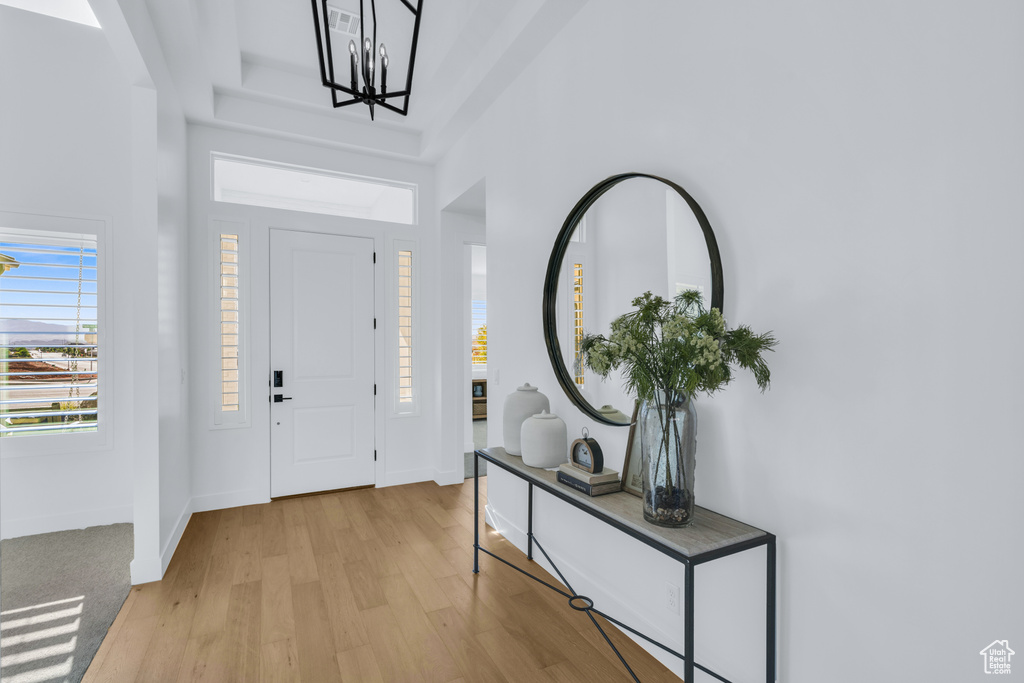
[476,447,769,561]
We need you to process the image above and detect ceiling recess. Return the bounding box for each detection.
[310,0,424,120]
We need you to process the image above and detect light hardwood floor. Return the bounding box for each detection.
[84,478,680,682]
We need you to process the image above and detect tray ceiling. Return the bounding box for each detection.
[143,0,587,160]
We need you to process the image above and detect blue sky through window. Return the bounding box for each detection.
[0,243,98,328]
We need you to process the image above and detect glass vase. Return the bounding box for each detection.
[640,391,697,528]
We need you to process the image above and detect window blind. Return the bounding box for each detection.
[397,249,414,405]
[0,236,99,436]
[220,234,240,412]
[471,300,487,366]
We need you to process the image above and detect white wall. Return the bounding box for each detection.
[437,1,1024,681]
[0,3,192,585]
[0,8,135,538]
[437,210,485,471]
[187,125,439,510]
[118,0,193,580]
[91,0,192,583]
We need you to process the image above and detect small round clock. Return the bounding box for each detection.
[569,428,604,474]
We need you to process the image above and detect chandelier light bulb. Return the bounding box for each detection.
[382,54,389,69]
[349,40,357,55]
[364,37,372,53]
[379,43,387,58]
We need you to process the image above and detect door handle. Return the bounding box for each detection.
[273,394,292,403]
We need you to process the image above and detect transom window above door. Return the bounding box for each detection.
[211,153,417,225]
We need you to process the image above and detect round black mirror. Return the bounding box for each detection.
[542,173,724,426]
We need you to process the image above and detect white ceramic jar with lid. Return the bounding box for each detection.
[502,383,549,455]
[521,410,568,468]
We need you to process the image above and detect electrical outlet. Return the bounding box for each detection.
[666,582,680,614]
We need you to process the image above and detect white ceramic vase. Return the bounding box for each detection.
[502,383,549,456]
[520,410,568,468]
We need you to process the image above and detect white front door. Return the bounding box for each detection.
[269,229,375,497]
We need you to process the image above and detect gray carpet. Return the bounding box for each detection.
[465,418,488,477]
[465,450,488,478]
[0,523,133,683]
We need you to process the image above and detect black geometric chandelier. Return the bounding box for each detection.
[310,0,424,120]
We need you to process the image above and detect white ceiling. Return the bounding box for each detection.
[142,0,587,161]
[0,0,99,26]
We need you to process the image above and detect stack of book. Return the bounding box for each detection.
[556,463,621,496]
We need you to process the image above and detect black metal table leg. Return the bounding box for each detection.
[527,482,534,561]
[685,561,695,683]
[473,451,480,573]
[767,535,776,683]
[471,448,776,683]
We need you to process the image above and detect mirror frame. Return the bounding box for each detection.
[542,172,725,426]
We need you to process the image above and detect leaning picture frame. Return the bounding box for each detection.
[620,401,643,497]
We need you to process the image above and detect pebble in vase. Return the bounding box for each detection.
[520,410,567,468]
[502,383,549,456]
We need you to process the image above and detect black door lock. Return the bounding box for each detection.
[273,370,283,387]
[273,394,292,403]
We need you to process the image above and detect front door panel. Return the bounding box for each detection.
[270,229,375,497]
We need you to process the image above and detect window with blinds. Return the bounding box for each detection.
[0,234,99,437]
[219,234,240,413]
[573,262,584,387]
[471,300,487,366]
[397,249,414,407]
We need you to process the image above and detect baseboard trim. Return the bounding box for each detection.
[130,554,163,585]
[191,489,269,513]
[380,467,435,487]
[484,503,498,531]
[483,503,682,663]
[484,503,526,548]
[159,498,193,575]
[271,484,373,501]
[0,504,133,540]
[434,469,463,487]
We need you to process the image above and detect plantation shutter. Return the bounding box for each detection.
[220,234,241,412]
[0,234,99,436]
[397,249,414,405]
[471,300,486,366]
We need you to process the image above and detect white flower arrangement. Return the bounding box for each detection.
[578,290,776,401]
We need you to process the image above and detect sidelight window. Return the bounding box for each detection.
[212,221,249,427]
[395,242,417,414]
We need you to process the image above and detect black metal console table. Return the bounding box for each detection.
[473,447,776,683]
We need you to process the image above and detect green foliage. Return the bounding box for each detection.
[11,347,31,358]
[579,290,777,402]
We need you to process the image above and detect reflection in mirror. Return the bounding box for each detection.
[544,174,722,426]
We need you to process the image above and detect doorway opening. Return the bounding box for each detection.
[469,244,487,450]
[463,242,487,478]
[440,178,486,481]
